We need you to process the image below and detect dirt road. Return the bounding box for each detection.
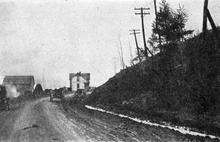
[0,97,218,142]
[0,98,86,142]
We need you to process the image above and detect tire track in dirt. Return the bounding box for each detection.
[3,98,87,142]
[1,96,218,142]
[0,108,19,141]
[43,100,88,142]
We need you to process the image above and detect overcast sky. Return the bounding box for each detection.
[0,0,219,89]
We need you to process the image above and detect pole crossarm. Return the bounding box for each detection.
[129,29,140,35]
[134,7,153,57]
[135,8,150,10]
[135,13,150,15]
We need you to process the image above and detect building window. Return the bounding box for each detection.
[77,76,79,81]
[77,84,79,89]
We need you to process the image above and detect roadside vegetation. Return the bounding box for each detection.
[84,28,220,135]
[68,0,220,137]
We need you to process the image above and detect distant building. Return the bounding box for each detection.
[3,76,35,94]
[69,72,90,91]
[33,84,44,95]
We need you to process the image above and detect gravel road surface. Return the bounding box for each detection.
[0,97,218,142]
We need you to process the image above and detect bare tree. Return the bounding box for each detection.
[117,35,125,69]
[128,42,135,66]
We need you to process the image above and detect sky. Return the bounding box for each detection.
[0,0,219,89]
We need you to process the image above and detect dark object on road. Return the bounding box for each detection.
[50,88,66,102]
[23,124,40,130]
[44,89,52,96]
[0,85,9,111]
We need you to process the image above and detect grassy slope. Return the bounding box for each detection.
[81,29,220,136]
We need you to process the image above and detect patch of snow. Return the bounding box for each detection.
[85,105,220,140]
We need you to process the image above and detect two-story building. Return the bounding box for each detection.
[69,72,90,92]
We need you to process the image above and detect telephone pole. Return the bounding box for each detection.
[202,0,208,38]
[135,7,153,57]
[202,0,219,41]
[207,9,219,40]
[130,29,142,62]
[154,0,162,47]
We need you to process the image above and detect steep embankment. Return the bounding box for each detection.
[85,29,220,137]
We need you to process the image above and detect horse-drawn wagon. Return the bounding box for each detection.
[50,88,67,102]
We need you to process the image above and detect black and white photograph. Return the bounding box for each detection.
[0,0,220,141]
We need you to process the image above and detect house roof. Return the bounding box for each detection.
[69,72,90,81]
[3,76,35,86]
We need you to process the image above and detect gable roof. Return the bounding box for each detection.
[3,76,35,86]
[69,72,90,81]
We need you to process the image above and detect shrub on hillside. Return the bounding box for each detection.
[84,28,220,129]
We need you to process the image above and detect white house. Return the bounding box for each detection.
[69,72,90,91]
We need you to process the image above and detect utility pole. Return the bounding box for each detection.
[135,7,153,57]
[207,9,219,40]
[154,0,162,47]
[130,29,142,62]
[202,0,208,38]
[202,0,219,41]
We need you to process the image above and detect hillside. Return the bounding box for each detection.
[81,29,220,136]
